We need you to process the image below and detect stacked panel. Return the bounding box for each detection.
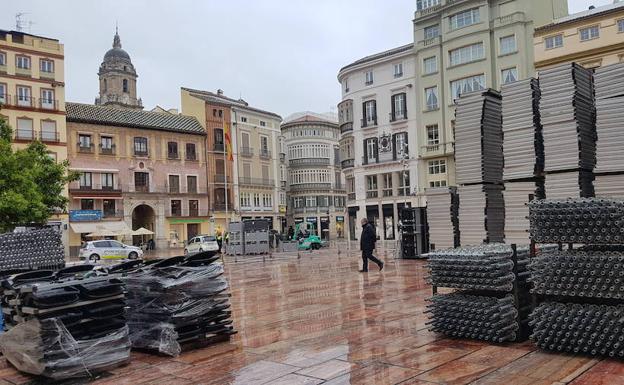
[124,251,235,356]
[544,170,594,200]
[503,181,544,245]
[0,273,130,380]
[458,184,504,245]
[425,187,459,250]
[454,89,503,185]
[0,228,65,272]
[594,173,624,199]
[502,78,544,180]
[539,63,596,173]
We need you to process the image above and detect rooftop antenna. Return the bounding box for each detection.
[15,13,34,33]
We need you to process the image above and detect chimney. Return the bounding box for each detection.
[217,89,224,96]
[589,5,595,9]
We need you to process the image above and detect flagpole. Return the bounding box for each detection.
[224,121,229,230]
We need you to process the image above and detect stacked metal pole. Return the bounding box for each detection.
[454,89,505,245]
[529,197,624,358]
[592,63,624,198]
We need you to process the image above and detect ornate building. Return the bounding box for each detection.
[95,28,143,109]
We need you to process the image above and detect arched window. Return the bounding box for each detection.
[123,79,128,93]
[103,79,107,92]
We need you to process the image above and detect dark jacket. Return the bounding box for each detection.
[360,222,376,252]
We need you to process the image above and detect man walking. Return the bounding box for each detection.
[359,218,384,272]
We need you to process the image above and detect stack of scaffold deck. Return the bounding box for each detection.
[424,187,459,250]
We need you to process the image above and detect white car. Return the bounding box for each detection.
[80,240,143,262]
[185,235,219,255]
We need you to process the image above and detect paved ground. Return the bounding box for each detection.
[1,246,622,384]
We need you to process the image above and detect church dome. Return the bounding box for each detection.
[103,29,131,62]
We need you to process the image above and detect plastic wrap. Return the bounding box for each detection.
[0,318,130,380]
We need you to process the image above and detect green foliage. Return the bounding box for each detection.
[0,115,78,232]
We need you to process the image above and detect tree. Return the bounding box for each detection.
[0,115,78,232]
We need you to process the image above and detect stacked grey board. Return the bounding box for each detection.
[458,184,504,245]
[594,174,624,199]
[425,187,459,250]
[544,170,594,199]
[243,219,270,254]
[539,63,596,173]
[594,62,624,100]
[503,181,541,245]
[593,64,624,177]
[501,79,544,180]
[454,89,503,185]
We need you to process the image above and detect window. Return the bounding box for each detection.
[263,194,272,207]
[16,118,34,139]
[427,125,440,145]
[580,25,599,41]
[423,56,437,74]
[189,200,199,216]
[417,0,440,10]
[167,142,179,159]
[365,70,374,85]
[363,100,377,126]
[168,175,180,193]
[17,86,31,106]
[382,173,393,197]
[545,34,563,49]
[394,63,403,78]
[344,78,349,92]
[240,193,251,207]
[134,137,148,156]
[260,120,266,127]
[260,136,269,156]
[101,136,113,152]
[186,143,197,160]
[450,8,480,30]
[502,67,518,84]
[39,120,56,142]
[103,79,107,92]
[394,132,408,158]
[365,138,378,163]
[122,79,128,93]
[500,35,516,55]
[424,24,440,39]
[101,173,114,189]
[254,193,261,207]
[170,200,182,216]
[425,87,438,110]
[450,74,485,101]
[81,199,94,210]
[0,52,5,66]
[430,180,447,187]
[0,83,5,103]
[41,89,54,109]
[103,200,116,217]
[449,43,484,66]
[366,175,378,198]
[619,19,624,33]
[398,170,410,196]
[187,175,197,193]
[391,93,407,121]
[40,59,54,73]
[79,172,92,188]
[134,172,149,191]
[16,56,30,69]
[79,134,91,148]
[241,116,248,123]
[428,159,447,174]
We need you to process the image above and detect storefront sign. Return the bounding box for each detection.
[336,216,344,221]
[294,218,304,224]
[279,205,287,213]
[306,217,317,223]
[69,210,102,222]
[320,217,329,223]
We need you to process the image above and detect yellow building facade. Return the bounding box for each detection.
[0,29,69,254]
[535,2,624,70]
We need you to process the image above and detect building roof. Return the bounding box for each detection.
[66,102,205,135]
[0,29,59,42]
[182,87,282,120]
[283,111,338,125]
[339,43,414,75]
[536,1,624,33]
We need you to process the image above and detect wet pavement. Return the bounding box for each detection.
[1,245,621,384]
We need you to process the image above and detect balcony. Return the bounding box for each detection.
[340,122,353,134]
[294,207,305,214]
[39,99,58,111]
[167,152,180,160]
[0,64,6,73]
[166,208,209,218]
[382,189,393,197]
[15,95,34,108]
[366,191,379,199]
[186,153,197,161]
[15,129,35,140]
[361,117,377,128]
[420,142,454,159]
[167,184,180,194]
[347,193,356,201]
[341,159,354,169]
[131,184,150,193]
[238,177,274,187]
[102,210,124,219]
[389,112,407,123]
[77,143,95,153]
[99,144,116,155]
[289,158,330,167]
[215,174,229,184]
[213,143,225,152]
[69,182,122,196]
[418,36,442,48]
[240,147,253,157]
[362,154,411,167]
[259,149,271,159]
[134,150,149,157]
[289,183,332,191]
[15,67,31,77]
[40,71,55,80]
[213,203,231,212]
[40,131,60,142]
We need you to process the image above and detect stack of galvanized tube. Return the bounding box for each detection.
[529,197,624,358]
[424,187,459,250]
[539,63,596,199]
[124,251,235,356]
[454,89,505,245]
[501,78,546,245]
[0,228,65,273]
[426,244,532,342]
[593,63,624,197]
[0,272,130,380]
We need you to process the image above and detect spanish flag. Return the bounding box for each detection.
[224,122,233,161]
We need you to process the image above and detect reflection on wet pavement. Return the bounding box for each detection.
[1,245,619,384]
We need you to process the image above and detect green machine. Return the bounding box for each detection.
[292,222,323,250]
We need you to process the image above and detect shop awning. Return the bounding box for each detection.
[70,221,132,236]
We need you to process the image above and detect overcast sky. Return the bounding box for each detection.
[2,0,613,118]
